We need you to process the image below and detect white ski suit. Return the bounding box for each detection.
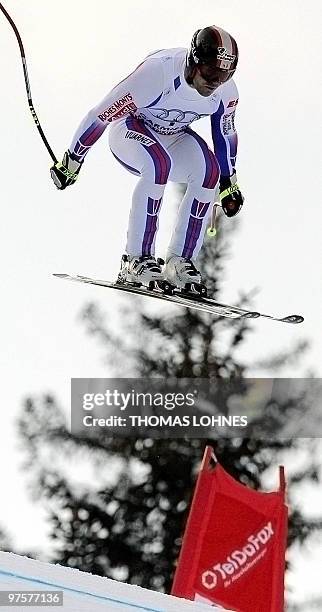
[69,48,239,259]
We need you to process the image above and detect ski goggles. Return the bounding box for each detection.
[197,64,235,85]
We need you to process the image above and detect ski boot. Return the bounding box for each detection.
[164,256,207,296]
[117,254,174,294]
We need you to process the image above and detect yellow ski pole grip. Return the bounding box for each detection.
[207,203,221,237]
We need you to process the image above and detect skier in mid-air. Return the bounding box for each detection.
[50,25,244,294]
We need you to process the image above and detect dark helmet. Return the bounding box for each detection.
[187,26,238,83]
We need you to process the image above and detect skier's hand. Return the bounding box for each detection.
[219,173,244,217]
[50,151,82,190]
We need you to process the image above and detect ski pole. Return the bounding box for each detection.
[0,2,57,163]
[207,202,221,237]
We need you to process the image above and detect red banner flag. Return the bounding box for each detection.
[171,446,288,612]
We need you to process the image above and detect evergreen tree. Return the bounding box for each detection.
[17,189,322,603]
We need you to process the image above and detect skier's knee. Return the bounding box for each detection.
[136,178,166,201]
[153,148,172,185]
[141,149,172,186]
[202,150,220,189]
[188,184,219,205]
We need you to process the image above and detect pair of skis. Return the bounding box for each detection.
[53,274,304,324]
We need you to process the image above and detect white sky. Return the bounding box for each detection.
[0,0,321,605]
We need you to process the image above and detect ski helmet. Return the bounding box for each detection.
[187,26,238,84]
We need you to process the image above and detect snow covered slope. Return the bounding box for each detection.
[0,552,233,611]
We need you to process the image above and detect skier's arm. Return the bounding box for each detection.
[50,58,163,189]
[210,80,244,216]
[211,79,239,178]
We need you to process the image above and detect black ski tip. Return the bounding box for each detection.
[53,273,69,278]
[243,311,261,319]
[280,314,304,324]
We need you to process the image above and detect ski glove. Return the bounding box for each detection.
[219,173,244,217]
[50,151,82,190]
